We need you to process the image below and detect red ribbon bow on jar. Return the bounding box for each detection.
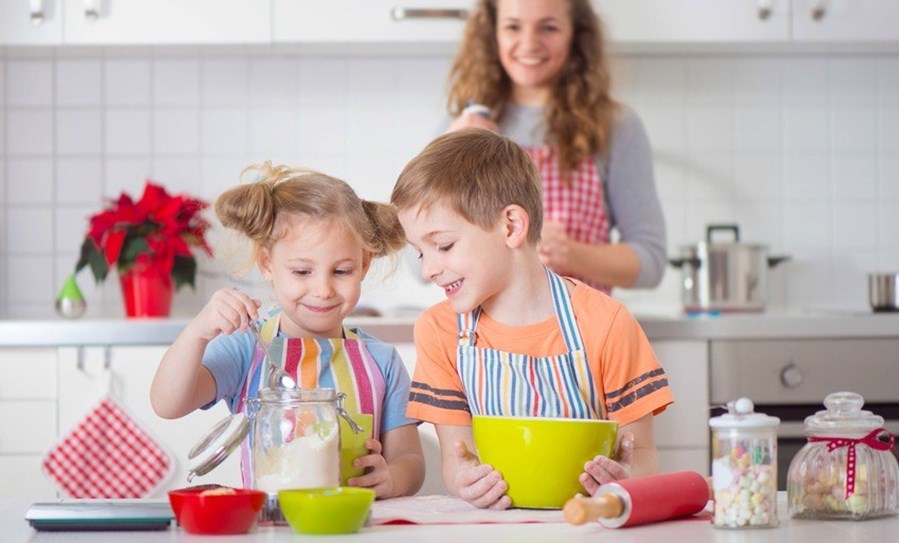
[808,429,895,499]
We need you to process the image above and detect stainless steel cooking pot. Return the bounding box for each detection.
[669,225,789,313]
[868,273,899,312]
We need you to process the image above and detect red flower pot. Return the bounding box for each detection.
[119,264,173,318]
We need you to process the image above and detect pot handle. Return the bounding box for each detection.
[767,256,790,268]
[668,257,702,268]
[707,224,740,243]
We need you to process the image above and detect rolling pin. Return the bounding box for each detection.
[564,471,710,529]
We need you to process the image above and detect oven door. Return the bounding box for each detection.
[710,338,900,490]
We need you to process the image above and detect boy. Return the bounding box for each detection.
[391,129,673,509]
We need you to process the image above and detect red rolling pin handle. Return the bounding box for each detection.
[564,471,710,528]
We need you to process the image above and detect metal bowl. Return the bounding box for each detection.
[868,273,899,312]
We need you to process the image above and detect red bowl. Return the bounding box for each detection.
[168,486,267,535]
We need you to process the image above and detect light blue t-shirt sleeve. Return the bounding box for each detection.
[200,330,255,413]
[357,330,417,434]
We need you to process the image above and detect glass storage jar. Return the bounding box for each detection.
[709,397,780,529]
[787,391,898,520]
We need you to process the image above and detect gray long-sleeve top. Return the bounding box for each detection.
[497,104,666,289]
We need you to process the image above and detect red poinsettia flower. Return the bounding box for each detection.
[75,180,213,291]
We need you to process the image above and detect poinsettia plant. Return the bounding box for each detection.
[76,180,213,291]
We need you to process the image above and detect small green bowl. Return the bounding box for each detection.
[472,416,618,509]
[278,487,375,535]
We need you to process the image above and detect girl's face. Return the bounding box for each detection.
[258,215,370,338]
[495,0,574,105]
[398,202,512,315]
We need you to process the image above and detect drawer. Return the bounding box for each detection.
[0,454,59,500]
[0,400,57,453]
[710,338,899,404]
[0,348,57,400]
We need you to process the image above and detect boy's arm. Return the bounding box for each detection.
[435,424,511,509]
[621,413,658,477]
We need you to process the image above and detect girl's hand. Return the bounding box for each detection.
[452,441,511,509]
[188,288,261,341]
[347,438,395,499]
[579,432,635,496]
[447,113,499,134]
[538,220,572,274]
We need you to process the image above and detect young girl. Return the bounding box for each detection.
[150,163,425,499]
[443,0,666,293]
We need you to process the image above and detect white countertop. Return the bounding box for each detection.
[3,495,897,543]
[0,311,896,347]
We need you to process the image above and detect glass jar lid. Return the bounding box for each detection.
[804,391,884,435]
[709,397,780,429]
[186,412,249,481]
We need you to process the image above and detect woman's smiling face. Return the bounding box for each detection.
[495,0,574,105]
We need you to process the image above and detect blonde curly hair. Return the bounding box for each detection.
[446,0,619,184]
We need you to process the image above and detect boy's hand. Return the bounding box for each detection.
[453,441,511,510]
[188,288,261,341]
[579,432,634,496]
[347,438,395,499]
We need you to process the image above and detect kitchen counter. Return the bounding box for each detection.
[0,312,896,347]
[2,495,897,543]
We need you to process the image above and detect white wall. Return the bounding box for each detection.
[0,47,896,318]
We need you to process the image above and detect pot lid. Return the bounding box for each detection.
[709,397,780,429]
[186,412,249,481]
[804,391,884,435]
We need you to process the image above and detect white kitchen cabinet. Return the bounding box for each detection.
[0,0,63,44]
[56,346,241,498]
[650,340,710,475]
[273,0,471,43]
[791,0,898,42]
[62,0,271,45]
[0,348,59,500]
[594,0,790,44]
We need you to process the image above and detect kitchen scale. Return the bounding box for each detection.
[25,500,173,531]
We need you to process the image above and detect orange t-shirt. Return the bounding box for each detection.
[407,281,673,427]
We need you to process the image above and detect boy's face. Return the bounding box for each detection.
[398,202,511,314]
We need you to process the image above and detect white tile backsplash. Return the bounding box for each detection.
[7,158,53,204]
[1,49,897,316]
[56,60,102,107]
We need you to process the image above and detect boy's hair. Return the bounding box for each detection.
[216,162,406,262]
[391,128,543,244]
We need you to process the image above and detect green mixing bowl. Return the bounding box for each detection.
[278,487,374,534]
[472,415,618,509]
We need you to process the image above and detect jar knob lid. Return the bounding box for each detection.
[730,397,755,415]
[823,391,864,414]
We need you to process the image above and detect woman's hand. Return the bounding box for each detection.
[452,441,511,509]
[187,288,261,341]
[347,438,396,499]
[446,113,499,134]
[579,432,634,496]
[538,220,573,274]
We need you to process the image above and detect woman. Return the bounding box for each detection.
[444,0,665,292]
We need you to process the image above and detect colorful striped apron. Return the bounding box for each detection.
[456,269,604,420]
[235,312,384,487]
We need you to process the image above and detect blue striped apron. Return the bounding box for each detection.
[456,269,603,419]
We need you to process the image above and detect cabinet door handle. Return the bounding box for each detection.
[390,8,469,21]
[757,0,773,20]
[84,0,100,21]
[29,0,44,24]
[810,0,826,21]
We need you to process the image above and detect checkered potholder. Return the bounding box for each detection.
[42,391,174,499]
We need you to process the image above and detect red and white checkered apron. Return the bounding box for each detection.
[42,370,173,498]
[525,146,611,293]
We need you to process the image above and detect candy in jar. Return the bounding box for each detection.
[709,397,780,529]
[787,391,898,520]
